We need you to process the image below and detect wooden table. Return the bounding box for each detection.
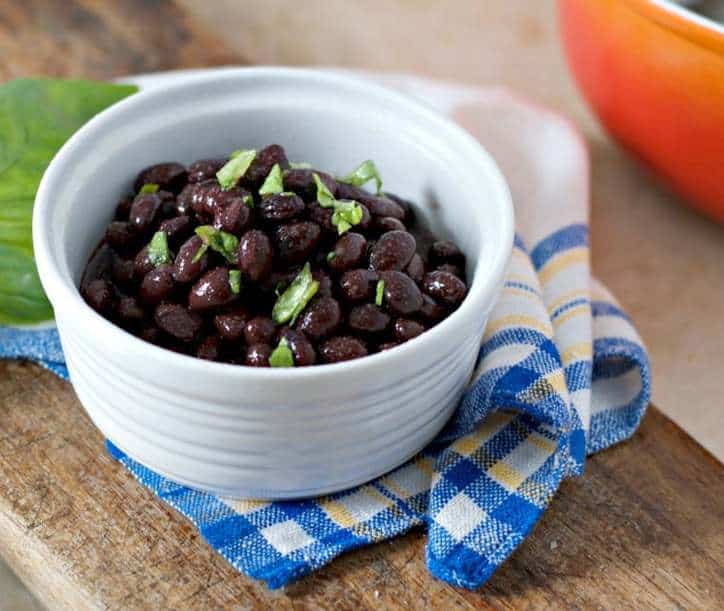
[0,2,722,609]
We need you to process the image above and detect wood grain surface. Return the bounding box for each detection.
[0,1,722,609]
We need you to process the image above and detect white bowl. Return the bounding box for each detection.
[33,68,513,499]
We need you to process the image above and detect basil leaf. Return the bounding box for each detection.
[272,262,319,324]
[259,163,284,196]
[216,149,256,190]
[313,173,336,208]
[195,225,239,264]
[269,337,294,368]
[229,269,242,294]
[375,279,385,307]
[147,231,171,267]
[339,160,383,194]
[0,78,137,324]
[331,200,363,235]
[138,183,159,194]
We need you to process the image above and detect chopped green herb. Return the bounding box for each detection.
[229,270,242,294]
[194,225,239,264]
[147,231,171,267]
[313,173,337,208]
[272,262,320,324]
[216,149,256,190]
[326,251,337,262]
[269,337,295,368]
[375,279,385,307]
[259,163,284,196]
[339,160,383,194]
[139,183,160,194]
[289,161,312,169]
[243,193,254,208]
[331,200,364,235]
[191,244,208,264]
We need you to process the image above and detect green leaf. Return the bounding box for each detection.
[313,173,336,208]
[331,200,363,235]
[326,251,336,262]
[147,231,171,267]
[138,183,159,194]
[375,279,385,307]
[229,269,242,294]
[243,193,254,208]
[191,243,208,264]
[216,149,256,190]
[195,225,239,264]
[0,78,138,324]
[258,163,284,196]
[289,161,312,169]
[269,337,294,368]
[272,262,319,325]
[339,160,383,194]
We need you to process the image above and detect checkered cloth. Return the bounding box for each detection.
[0,74,650,590]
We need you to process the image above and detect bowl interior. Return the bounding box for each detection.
[40,69,508,303]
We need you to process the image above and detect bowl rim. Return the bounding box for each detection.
[33,66,513,381]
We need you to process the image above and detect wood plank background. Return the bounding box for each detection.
[0,1,722,609]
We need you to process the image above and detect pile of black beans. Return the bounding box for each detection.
[81,144,468,366]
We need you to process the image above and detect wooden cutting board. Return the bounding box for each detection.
[0,2,722,609]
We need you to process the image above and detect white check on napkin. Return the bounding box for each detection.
[0,72,650,590]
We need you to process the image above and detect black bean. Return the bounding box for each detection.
[105,221,135,250]
[405,253,425,284]
[296,296,341,340]
[429,240,465,267]
[258,193,305,223]
[112,257,136,287]
[140,325,162,345]
[379,270,423,316]
[197,335,222,361]
[178,180,249,222]
[238,229,273,283]
[369,230,416,271]
[436,263,464,279]
[173,235,209,283]
[154,303,203,342]
[284,169,337,200]
[378,341,400,352]
[83,279,114,314]
[339,269,378,302]
[320,336,368,363]
[356,204,372,232]
[393,318,425,342]
[134,246,155,279]
[189,267,237,311]
[422,271,467,306]
[244,343,272,367]
[129,193,162,234]
[159,215,191,247]
[337,184,404,219]
[134,162,187,194]
[243,144,290,187]
[420,294,447,323]
[328,232,367,273]
[244,316,276,345]
[213,306,252,343]
[374,216,406,233]
[214,199,253,235]
[115,196,133,221]
[385,193,414,222]
[307,201,336,234]
[278,328,316,366]
[116,296,145,322]
[188,158,225,183]
[139,265,175,305]
[348,304,390,335]
[274,221,321,267]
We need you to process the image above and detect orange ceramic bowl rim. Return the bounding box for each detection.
[624,0,724,54]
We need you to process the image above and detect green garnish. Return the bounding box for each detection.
[269,337,295,368]
[289,161,312,169]
[326,251,336,262]
[194,225,239,264]
[258,163,284,196]
[229,270,242,294]
[339,160,383,194]
[216,149,256,190]
[138,183,159,194]
[375,279,385,307]
[243,193,254,208]
[272,262,320,324]
[313,173,364,235]
[0,78,137,324]
[147,231,171,267]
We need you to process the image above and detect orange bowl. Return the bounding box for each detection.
[559,0,724,221]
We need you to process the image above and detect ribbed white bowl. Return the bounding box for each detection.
[33,68,513,499]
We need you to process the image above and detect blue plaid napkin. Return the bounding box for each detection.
[0,75,650,590]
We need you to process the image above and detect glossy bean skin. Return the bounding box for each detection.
[422,271,467,306]
[112,257,136,288]
[429,240,465,267]
[134,162,187,194]
[197,335,222,361]
[393,318,425,342]
[386,193,414,222]
[214,199,253,235]
[379,270,423,316]
[116,296,145,323]
[339,269,378,302]
[374,216,406,233]
[83,279,114,314]
[337,184,405,220]
[258,193,305,223]
[105,221,135,251]
[312,269,333,297]
[178,180,250,222]
[320,336,368,363]
[154,303,202,342]
[213,306,252,343]
[189,267,237,311]
[378,341,400,352]
[284,169,337,201]
[274,222,321,267]
[115,196,133,221]
[306,201,336,234]
[243,144,290,187]
[369,230,416,271]
[405,253,425,284]
[420,294,448,323]
[296,296,341,340]
[327,232,367,273]
[278,328,316,366]
[129,193,162,234]
[139,265,175,305]
[173,235,209,283]
[187,158,225,183]
[348,304,390,335]
[436,263,464,279]
[133,246,155,279]
[244,343,272,367]
[244,316,276,345]
[238,229,273,283]
[159,215,192,247]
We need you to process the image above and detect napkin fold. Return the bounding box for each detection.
[0,74,650,590]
